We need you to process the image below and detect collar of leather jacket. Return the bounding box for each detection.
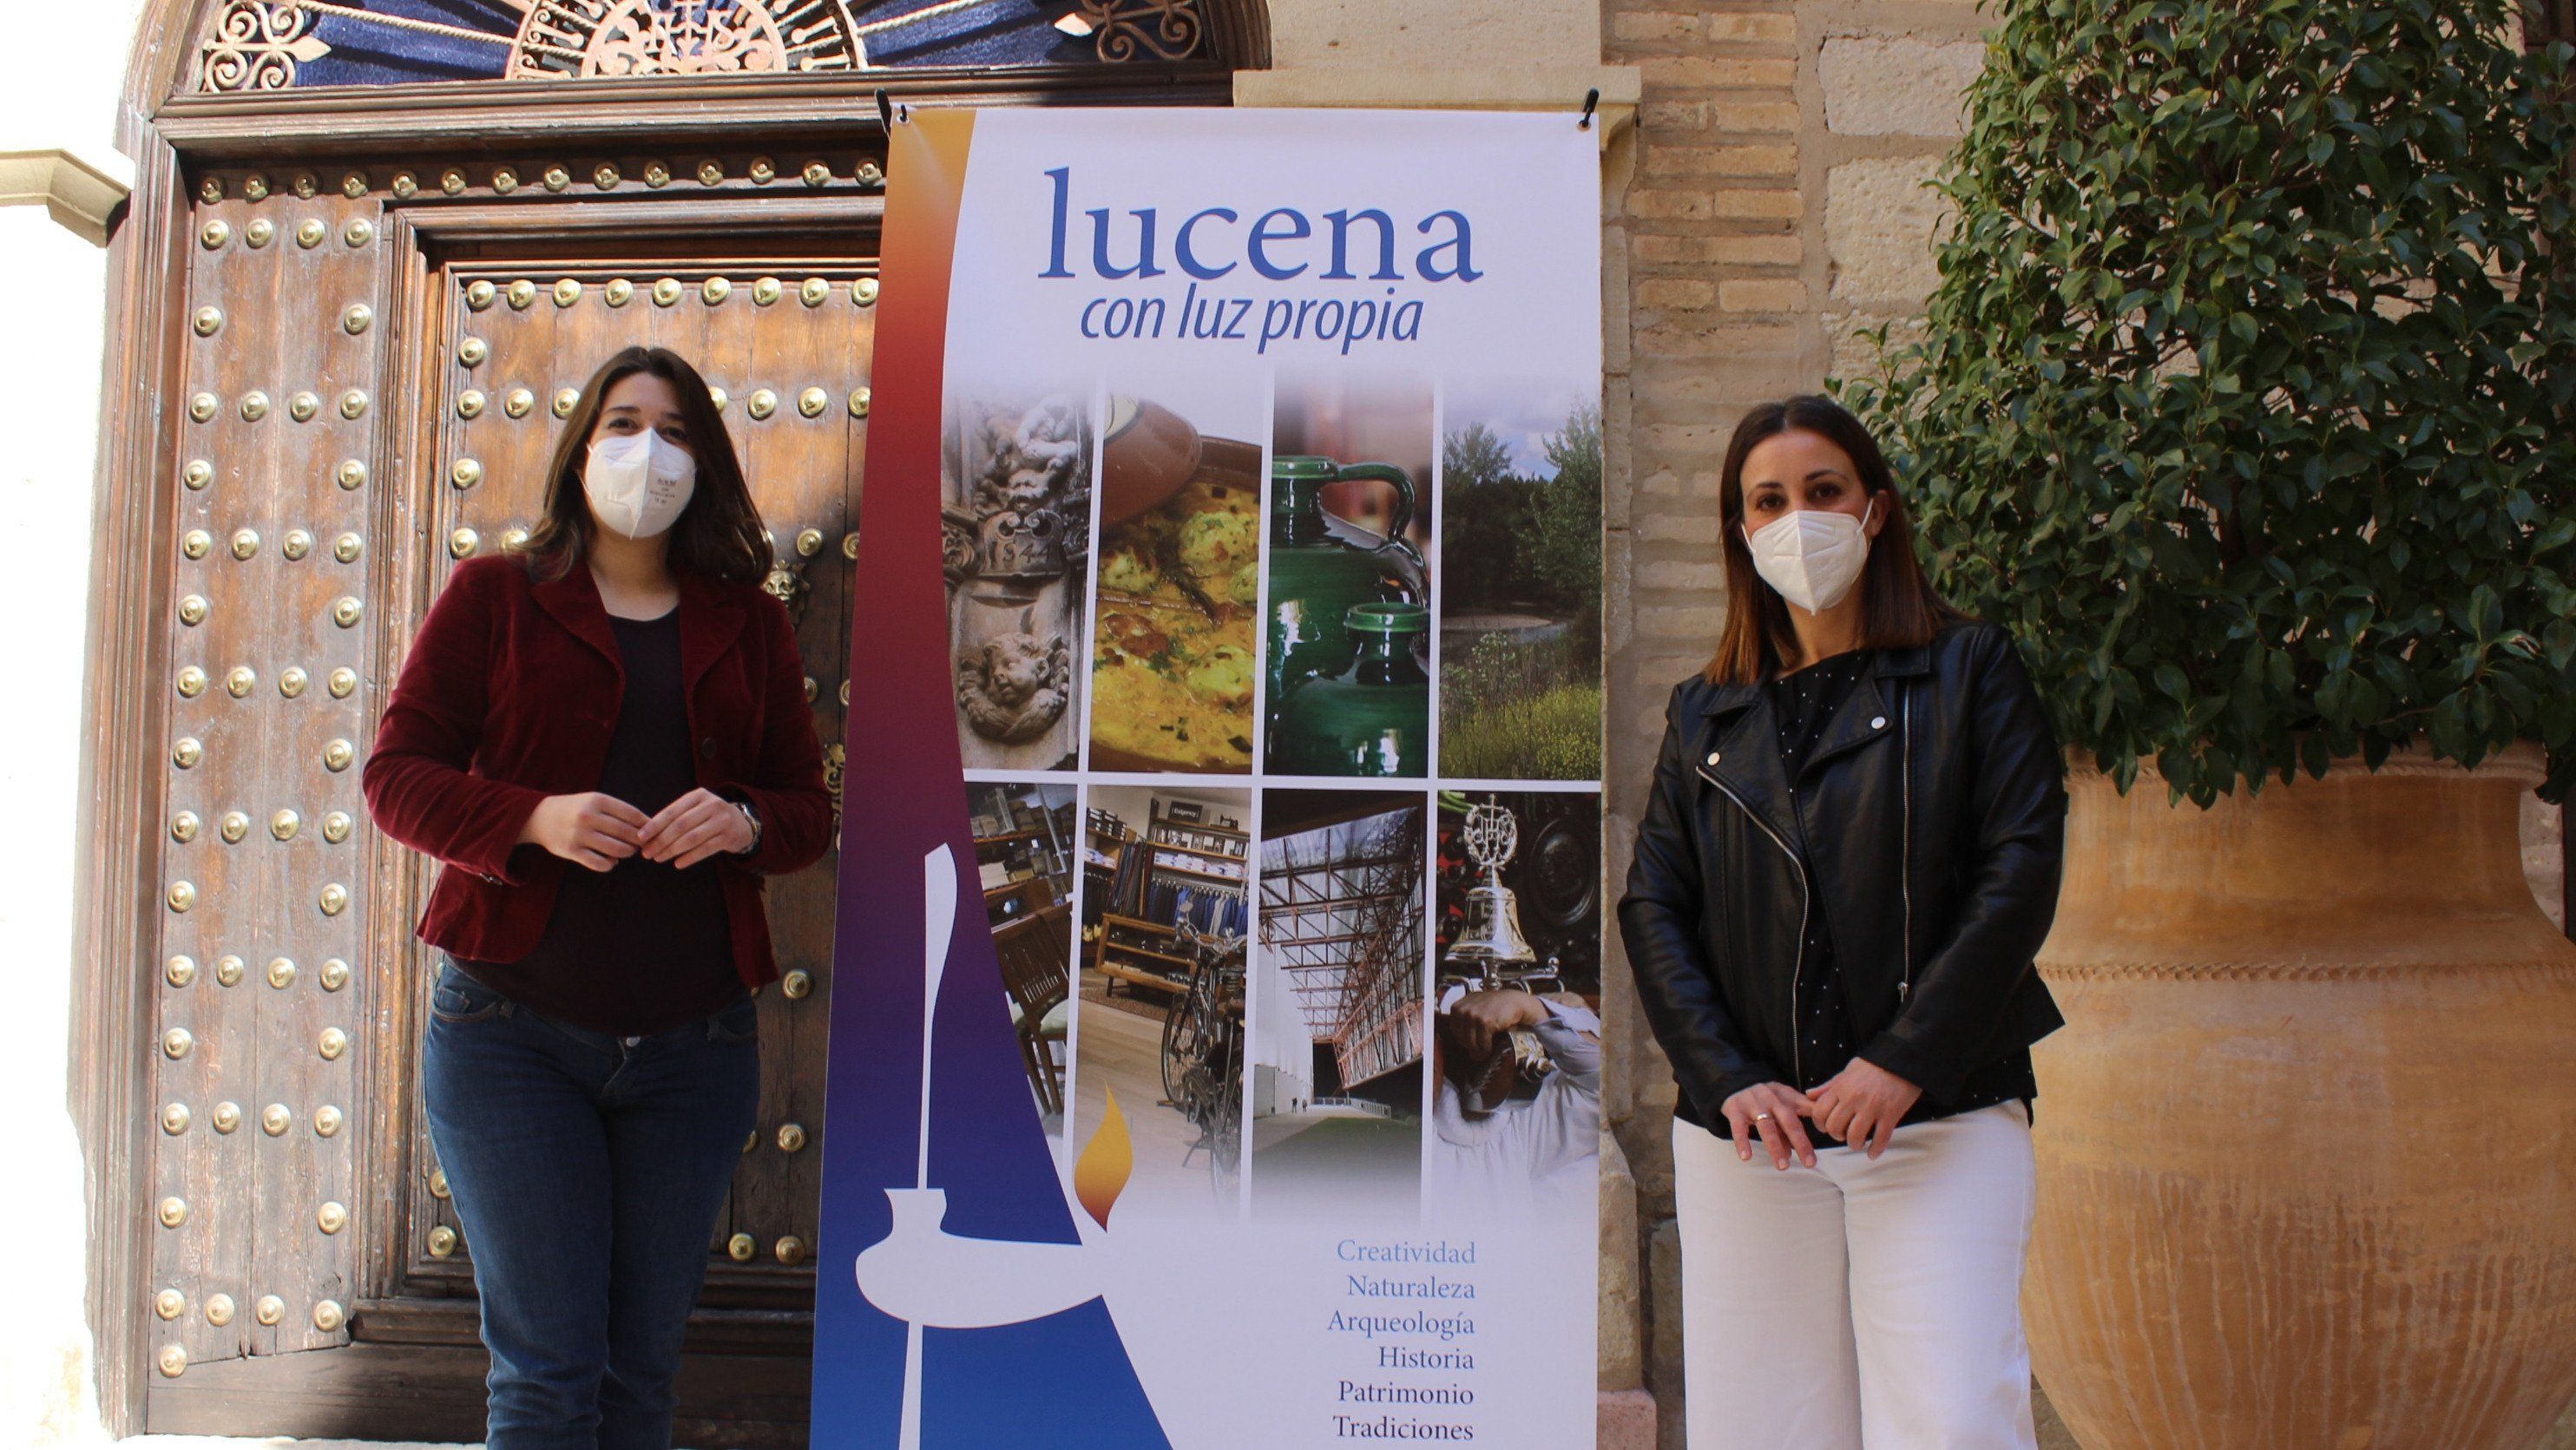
[1687,639,1939,852]
[1695,638,1935,717]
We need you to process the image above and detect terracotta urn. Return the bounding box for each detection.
[2025,740,2576,1447]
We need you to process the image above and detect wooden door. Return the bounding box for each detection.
[148,167,403,1391]
[396,250,873,1308]
[141,155,877,1442]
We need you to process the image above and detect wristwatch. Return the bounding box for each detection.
[729,797,763,856]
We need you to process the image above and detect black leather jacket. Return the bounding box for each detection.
[1619,619,2068,1123]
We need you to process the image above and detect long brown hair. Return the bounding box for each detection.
[514,346,774,586]
[1703,394,1968,685]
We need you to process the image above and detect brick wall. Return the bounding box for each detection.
[1601,3,1991,1440]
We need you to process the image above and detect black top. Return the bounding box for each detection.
[1709,647,2035,1146]
[452,607,744,1035]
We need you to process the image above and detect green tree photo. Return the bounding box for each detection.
[1439,403,1605,779]
[1442,419,1515,491]
[1528,404,1604,619]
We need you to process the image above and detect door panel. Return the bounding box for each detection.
[155,180,395,1375]
[401,253,873,1302]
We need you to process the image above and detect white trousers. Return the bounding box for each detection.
[1671,1100,2039,1450]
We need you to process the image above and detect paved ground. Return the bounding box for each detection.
[103,1382,2576,1448]
[122,1441,470,1449]
[1248,1112,1420,1221]
[120,1441,718,1450]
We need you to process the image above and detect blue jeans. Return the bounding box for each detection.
[421,955,761,1450]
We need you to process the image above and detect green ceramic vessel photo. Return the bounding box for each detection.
[1269,601,1431,778]
[1264,456,1427,765]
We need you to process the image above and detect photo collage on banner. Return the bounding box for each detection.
[818,107,1603,1447]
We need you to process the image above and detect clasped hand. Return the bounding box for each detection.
[1718,1059,1922,1170]
[522,788,752,872]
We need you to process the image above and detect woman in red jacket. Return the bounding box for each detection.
[363,344,833,1450]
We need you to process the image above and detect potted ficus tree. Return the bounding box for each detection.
[1838,0,2576,1442]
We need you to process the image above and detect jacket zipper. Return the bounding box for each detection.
[1697,763,1810,1089]
[1898,679,1913,1005]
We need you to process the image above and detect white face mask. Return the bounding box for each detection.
[1743,495,1876,613]
[583,430,698,539]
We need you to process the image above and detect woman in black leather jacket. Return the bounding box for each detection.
[1619,395,2068,1447]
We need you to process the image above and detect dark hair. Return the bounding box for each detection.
[1703,393,1968,686]
[515,346,774,586]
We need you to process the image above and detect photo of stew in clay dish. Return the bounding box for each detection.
[1088,392,1262,774]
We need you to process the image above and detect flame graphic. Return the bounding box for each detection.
[1073,1088,1134,1230]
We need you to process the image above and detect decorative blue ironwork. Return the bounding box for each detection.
[187,0,1206,89]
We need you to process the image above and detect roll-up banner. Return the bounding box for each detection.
[812,107,1605,1447]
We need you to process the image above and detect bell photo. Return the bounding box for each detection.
[1429,791,1604,1225]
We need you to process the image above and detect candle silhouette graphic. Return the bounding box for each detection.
[854,846,1134,1447]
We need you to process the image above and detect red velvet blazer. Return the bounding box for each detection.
[362,552,835,990]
